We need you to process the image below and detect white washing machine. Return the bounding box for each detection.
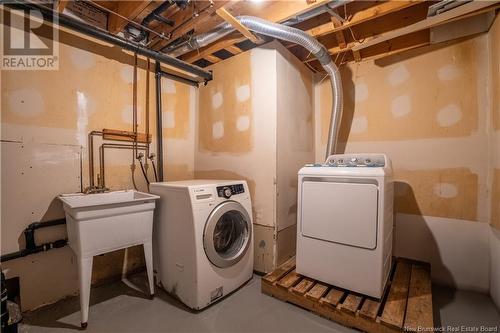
[296,154,393,299]
[150,180,253,310]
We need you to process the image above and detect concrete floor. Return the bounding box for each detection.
[20,273,500,333]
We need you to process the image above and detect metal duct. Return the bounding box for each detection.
[168,16,343,157]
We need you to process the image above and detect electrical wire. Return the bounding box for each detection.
[139,158,151,190]
[150,158,159,182]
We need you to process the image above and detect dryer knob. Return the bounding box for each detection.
[223,187,232,198]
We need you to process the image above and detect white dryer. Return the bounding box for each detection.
[296,154,393,299]
[150,180,253,310]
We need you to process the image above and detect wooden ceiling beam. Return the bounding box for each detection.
[181,33,247,63]
[205,54,222,64]
[329,14,347,49]
[306,1,422,38]
[57,0,69,13]
[352,1,499,52]
[161,0,334,55]
[225,44,243,55]
[216,7,261,43]
[108,1,153,34]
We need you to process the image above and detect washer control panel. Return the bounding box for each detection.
[217,184,245,198]
[305,154,386,167]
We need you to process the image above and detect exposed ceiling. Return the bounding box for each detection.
[60,0,500,72]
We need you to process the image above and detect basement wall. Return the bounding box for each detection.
[0,16,195,310]
[314,33,494,293]
[488,14,500,309]
[195,41,313,273]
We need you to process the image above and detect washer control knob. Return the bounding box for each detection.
[223,187,232,199]
[350,157,358,163]
[365,158,372,164]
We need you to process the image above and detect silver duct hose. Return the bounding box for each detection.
[169,16,343,158]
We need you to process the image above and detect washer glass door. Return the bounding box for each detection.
[204,201,252,268]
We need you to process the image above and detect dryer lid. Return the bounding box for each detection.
[300,181,378,249]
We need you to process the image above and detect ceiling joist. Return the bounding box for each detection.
[69,0,500,72]
[107,1,153,34]
[216,7,261,44]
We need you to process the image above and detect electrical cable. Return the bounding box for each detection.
[150,158,159,182]
[139,158,150,188]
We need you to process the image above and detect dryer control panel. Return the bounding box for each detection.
[217,184,245,198]
[305,154,386,168]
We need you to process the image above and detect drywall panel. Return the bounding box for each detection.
[164,84,197,181]
[1,247,78,311]
[318,36,485,144]
[275,42,314,233]
[394,213,489,292]
[276,224,296,267]
[161,78,192,140]
[490,226,500,310]
[253,224,275,274]
[490,15,500,131]
[492,169,500,230]
[314,33,491,224]
[325,137,491,222]
[394,168,478,221]
[195,45,280,273]
[195,47,277,228]
[198,51,253,153]
[0,141,81,254]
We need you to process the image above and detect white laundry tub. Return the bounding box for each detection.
[59,190,159,328]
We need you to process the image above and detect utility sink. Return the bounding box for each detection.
[59,190,159,329]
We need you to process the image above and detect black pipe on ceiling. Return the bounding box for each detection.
[155,61,165,182]
[158,70,200,87]
[5,1,213,82]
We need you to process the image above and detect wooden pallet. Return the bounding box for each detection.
[262,257,433,333]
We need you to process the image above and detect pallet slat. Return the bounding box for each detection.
[305,283,329,301]
[263,257,295,284]
[359,298,381,320]
[341,294,363,314]
[277,270,301,290]
[380,260,412,329]
[291,278,315,295]
[320,288,345,308]
[404,264,433,331]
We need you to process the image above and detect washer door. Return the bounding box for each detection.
[203,201,252,268]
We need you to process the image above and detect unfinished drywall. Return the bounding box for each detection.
[195,41,313,272]
[314,33,492,291]
[196,46,277,273]
[275,43,314,266]
[488,14,500,310]
[1,13,195,310]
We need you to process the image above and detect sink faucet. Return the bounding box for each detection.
[82,186,109,194]
[83,174,109,194]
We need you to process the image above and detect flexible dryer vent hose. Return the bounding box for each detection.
[168,16,344,158]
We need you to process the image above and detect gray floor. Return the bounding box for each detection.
[20,273,500,333]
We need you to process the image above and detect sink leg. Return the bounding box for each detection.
[78,256,93,327]
[143,241,155,298]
